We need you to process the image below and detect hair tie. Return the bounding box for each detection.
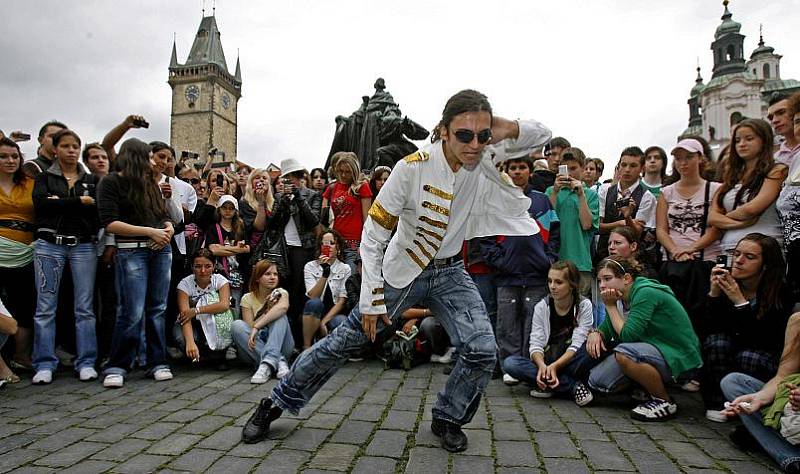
[602,258,627,275]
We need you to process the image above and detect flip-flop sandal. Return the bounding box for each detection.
[9,360,33,371]
[2,374,21,384]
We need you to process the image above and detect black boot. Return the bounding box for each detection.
[242,398,282,444]
[431,418,468,452]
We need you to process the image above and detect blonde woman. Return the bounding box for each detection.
[240,168,275,242]
[321,152,372,272]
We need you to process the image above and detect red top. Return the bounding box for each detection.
[323,181,373,241]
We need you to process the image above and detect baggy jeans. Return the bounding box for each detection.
[271,260,497,426]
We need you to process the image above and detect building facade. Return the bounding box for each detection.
[168,15,242,165]
[680,1,800,153]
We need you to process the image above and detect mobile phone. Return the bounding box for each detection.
[216,174,224,188]
[181,151,190,160]
[255,181,264,191]
[715,254,729,269]
[270,289,282,301]
[558,164,568,176]
[321,244,331,258]
[615,199,629,209]
[132,118,149,128]
[10,131,31,141]
[165,176,170,184]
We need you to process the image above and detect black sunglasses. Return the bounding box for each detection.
[182,178,201,185]
[454,128,492,145]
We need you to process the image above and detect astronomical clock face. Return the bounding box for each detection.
[185,85,200,104]
[221,93,231,109]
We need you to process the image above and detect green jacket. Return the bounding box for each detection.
[599,277,702,378]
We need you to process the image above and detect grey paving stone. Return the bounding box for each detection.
[462,429,492,457]
[492,406,525,422]
[453,454,494,473]
[266,418,300,439]
[391,396,422,411]
[626,450,683,474]
[110,453,170,474]
[700,438,755,461]
[659,440,716,468]
[25,417,81,435]
[542,457,591,473]
[319,396,358,415]
[130,422,183,441]
[308,443,359,471]
[179,415,230,435]
[380,410,417,431]
[641,423,690,441]
[226,439,277,457]
[204,455,259,473]
[611,431,661,452]
[595,415,641,433]
[404,446,449,474]
[8,464,59,473]
[304,412,345,430]
[281,428,331,451]
[26,427,96,452]
[495,440,539,467]
[33,441,107,468]
[579,439,635,471]
[330,419,374,444]
[0,449,48,473]
[0,422,30,439]
[254,448,310,474]
[168,447,223,471]
[723,460,781,473]
[369,429,410,457]
[568,422,609,441]
[196,426,242,451]
[0,433,37,455]
[145,433,202,456]
[349,404,385,422]
[160,408,207,423]
[351,456,396,474]
[212,401,253,418]
[496,468,541,474]
[534,431,580,458]
[56,459,116,474]
[494,421,531,441]
[91,438,151,462]
[83,424,139,444]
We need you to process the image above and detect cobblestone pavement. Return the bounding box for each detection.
[0,360,782,473]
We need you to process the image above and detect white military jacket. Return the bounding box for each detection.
[359,119,552,316]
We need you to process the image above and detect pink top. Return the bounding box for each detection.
[661,181,722,262]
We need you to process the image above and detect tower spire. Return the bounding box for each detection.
[759,23,764,46]
[722,0,731,19]
[234,50,242,83]
[170,34,178,68]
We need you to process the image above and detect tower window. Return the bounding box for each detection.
[763,64,771,79]
[726,45,735,61]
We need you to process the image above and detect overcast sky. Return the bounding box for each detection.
[2,0,798,179]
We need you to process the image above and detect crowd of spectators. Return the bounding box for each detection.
[1,89,800,471]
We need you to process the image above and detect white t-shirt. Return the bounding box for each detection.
[177,273,230,308]
[598,180,656,228]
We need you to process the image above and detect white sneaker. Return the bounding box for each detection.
[32,370,53,385]
[276,359,290,379]
[153,368,173,381]
[225,346,238,361]
[79,367,98,381]
[103,374,124,388]
[430,347,455,364]
[705,409,729,423]
[631,397,678,422]
[503,374,520,386]
[251,363,271,384]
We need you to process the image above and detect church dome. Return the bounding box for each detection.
[715,1,741,39]
[690,67,705,96]
[751,36,775,58]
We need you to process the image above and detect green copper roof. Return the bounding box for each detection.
[715,1,741,39]
[691,67,705,96]
[705,71,758,89]
[185,16,229,72]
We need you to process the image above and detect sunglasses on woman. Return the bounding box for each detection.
[454,128,492,145]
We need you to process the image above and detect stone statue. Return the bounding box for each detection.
[326,78,429,171]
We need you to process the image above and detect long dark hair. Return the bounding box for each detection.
[116,138,167,225]
[0,137,26,184]
[214,201,245,241]
[431,89,493,143]
[716,119,776,209]
[550,260,581,307]
[643,146,668,182]
[597,255,645,280]
[736,233,786,319]
[316,228,347,261]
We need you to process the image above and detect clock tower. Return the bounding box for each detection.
[168,14,242,165]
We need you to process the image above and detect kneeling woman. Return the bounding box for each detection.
[301,230,351,349]
[174,249,232,369]
[587,256,701,421]
[232,259,294,384]
[501,261,595,406]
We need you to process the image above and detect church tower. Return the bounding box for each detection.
[168,14,242,165]
[710,0,746,78]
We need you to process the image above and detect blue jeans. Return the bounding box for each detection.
[341,246,360,277]
[105,246,172,376]
[32,240,97,372]
[588,342,672,394]
[496,285,547,361]
[272,260,496,426]
[721,373,800,470]
[471,273,497,329]
[303,298,347,331]
[502,344,598,394]
[231,318,294,370]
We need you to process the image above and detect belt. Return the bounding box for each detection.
[343,239,360,249]
[431,255,461,268]
[117,241,151,249]
[0,219,35,233]
[37,232,94,246]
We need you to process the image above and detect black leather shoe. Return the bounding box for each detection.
[242,398,280,444]
[431,418,468,452]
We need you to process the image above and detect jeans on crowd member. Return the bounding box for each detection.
[721,373,800,470]
[104,246,171,376]
[341,245,360,277]
[32,240,97,372]
[470,273,497,329]
[588,342,672,393]
[172,319,229,358]
[286,245,315,349]
[272,260,496,426]
[496,285,547,362]
[303,298,347,332]
[419,317,451,356]
[231,318,294,370]
[94,258,116,360]
[502,344,597,394]
[701,333,779,410]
